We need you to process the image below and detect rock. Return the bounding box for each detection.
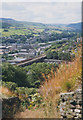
[75,89,82,93]
[70,112,76,117]
[70,100,77,106]
[79,100,82,105]
[76,105,82,109]
[74,109,81,113]
[70,105,76,109]
[74,116,79,119]
[59,89,82,119]
[78,114,82,118]
[67,114,73,118]
[77,100,82,105]
[68,110,76,116]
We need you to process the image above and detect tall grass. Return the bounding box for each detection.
[41,46,82,93]
[0,86,13,97]
[0,83,17,97]
[39,46,82,118]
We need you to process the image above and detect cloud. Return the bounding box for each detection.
[2,2,81,24]
[2,0,82,2]
[0,2,2,18]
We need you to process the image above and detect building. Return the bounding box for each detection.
[7,58,27,64]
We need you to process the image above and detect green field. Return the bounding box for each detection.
[2,28,31,36]
[1,28,44,37]
[48,30,62,34]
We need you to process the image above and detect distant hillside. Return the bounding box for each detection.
[0,18,82,31]
[0,18,24,28]
[0,18,15,21]
[67,22,82,30]
[0,18,46,28]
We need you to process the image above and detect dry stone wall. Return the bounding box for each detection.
[2,97,21,118]
[59,89,82,119]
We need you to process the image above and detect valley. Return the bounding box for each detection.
[0,18,82,119]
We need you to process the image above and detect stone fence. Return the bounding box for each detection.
[59,89,82,119]
[2,97,21,118]
[0,89,82,118]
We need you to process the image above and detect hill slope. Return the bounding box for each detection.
[0,18,82,31]
[67,22,82,30]
[0,18,46,28]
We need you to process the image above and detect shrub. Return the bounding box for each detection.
[14,87,38,98]
[25,62,58,88]
[2,81,18,91]
[2,63,28,87]
[62,81,73,92]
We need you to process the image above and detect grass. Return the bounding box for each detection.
[0,29,3,32]
[1,28,44,37]
[0,86,15,98]
[2,28,31,36]
[15,108,44,118]
[41,46,81,92]
[1,27,63,37]
[48,30,62,34]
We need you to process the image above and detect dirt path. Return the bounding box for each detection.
[15,108,44,118]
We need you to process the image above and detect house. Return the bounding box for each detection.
[20,49,27,53]
[17,49,36,59]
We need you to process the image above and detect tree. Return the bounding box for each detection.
[2,63,28,87]
[25,63,58,88]
[52,51,58,59]
[58,52,71,61]
[46,51,53,59]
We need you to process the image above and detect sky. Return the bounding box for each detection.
[0,1,82,24]
[2,0,82,2]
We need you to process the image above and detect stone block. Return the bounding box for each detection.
[70,100,77,106]
[76,105,82,109]
[59,89,82,119]
[74,109,81,113]
[70,105,76,109]
[67,114,74,118]
[78,114,82,118]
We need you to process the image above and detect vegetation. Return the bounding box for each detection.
[1,44,82,118]
[45,39,77,61]
[2,63,28,87]
[14,45,82,118]
[1,18,81,44]
[2,62,58,88]
[2,28,33,37]
[39,45,82,117]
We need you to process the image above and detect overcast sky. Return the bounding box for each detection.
[1,2,82,24]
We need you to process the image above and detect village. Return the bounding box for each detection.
[0,35,82,65]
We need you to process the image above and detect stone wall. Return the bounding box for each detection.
[2,97,21,118]
[59,89,82,119]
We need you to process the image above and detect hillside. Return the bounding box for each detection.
[0,18,46,28]
[67,22,82,30]
[0,18,82,31]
